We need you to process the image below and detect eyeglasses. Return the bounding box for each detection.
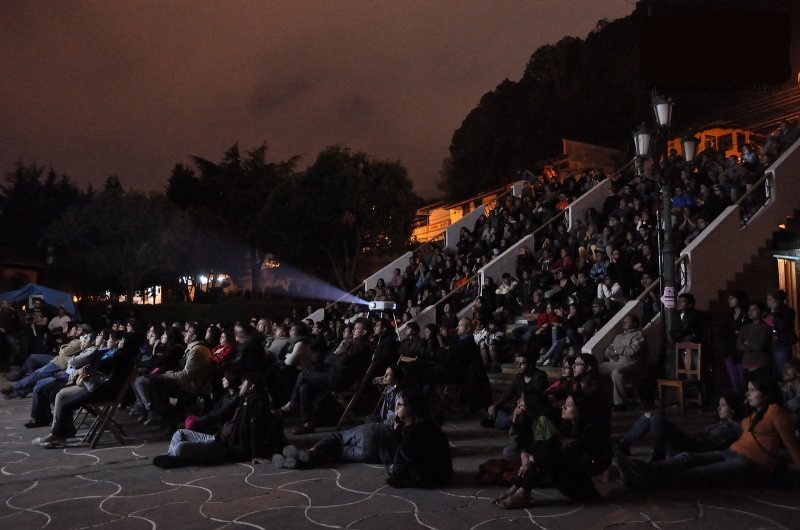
[573,361,585,366]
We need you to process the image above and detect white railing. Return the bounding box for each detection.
[583,138,800,360]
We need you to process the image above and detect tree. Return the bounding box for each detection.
[260,146,420,288]
[46,191,189,302]
[0,162,85,263]
[166,142,299,292]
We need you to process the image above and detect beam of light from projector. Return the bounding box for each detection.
[260,260,367,305]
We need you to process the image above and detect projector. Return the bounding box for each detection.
[368,301,396,311]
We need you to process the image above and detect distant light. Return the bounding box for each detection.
[199,275,208,283]
[261,254,280,269]
[72,295,78,302]
[778,224,787,229]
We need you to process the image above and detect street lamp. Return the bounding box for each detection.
[632,123,652,161]
[652,95,673,129]
[633,94,677,377]
[682,132,700,165]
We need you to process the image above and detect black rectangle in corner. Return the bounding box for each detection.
[640,10,791,88]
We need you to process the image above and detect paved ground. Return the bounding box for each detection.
[1,378,799,530]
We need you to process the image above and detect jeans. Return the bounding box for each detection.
[32,376,68,423]
[772,344,793,380]
[310,423,396,465]
[15,361,61,393]
[51,385,89,437]
[168,429,227,461]
[622,413,694,460]
[14,353,58,391]
[132,375,153,410]
[290,370,334,424]
[644,450,769,488]
[599,359,644,405]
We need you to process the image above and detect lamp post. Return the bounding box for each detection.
[633,95,676,376]
[682,132,700,166]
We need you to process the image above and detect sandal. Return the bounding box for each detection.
[498,491,531,510]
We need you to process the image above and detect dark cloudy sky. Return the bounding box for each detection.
[0,1,634,198]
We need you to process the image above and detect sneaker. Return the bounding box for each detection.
[5,372,22,382]
[152,455,188,469]
[42,438,67,449]
[271,453,285,469]
[282,445,298,459]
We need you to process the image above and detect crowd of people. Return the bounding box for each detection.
[1,121,800,505]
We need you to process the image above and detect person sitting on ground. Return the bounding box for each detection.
[545,356,575,405]
[273,389,452,489]
[615,393,744,461]
[598,315,646,411]
[616,378,800,489]
[152,371,285,469]
[182,370,242,434]
[148,323,212,433]
[272,420,396,470]
[386,389,454,488]
[484,352,548,430]
[492,391,612,509]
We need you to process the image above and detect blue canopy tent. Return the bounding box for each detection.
[0,283,80,319]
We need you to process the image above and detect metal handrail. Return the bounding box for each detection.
[733,171,771,208]
[635,254,690,302]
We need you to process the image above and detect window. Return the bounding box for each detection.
[717,133,733,153]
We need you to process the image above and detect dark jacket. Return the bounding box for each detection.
[372,332,399,375]
[498,369,549,411]
[330,336,372,389]
[192,392,240,433]
[218,387,284,461]
[769,305,798,347]
[671,308,705,344]
[88,332,144,402]
[388,420,453,489]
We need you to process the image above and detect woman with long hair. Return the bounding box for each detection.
[492,391,610,509]
[617,378,800,488]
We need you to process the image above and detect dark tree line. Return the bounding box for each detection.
[439,0,799,200]
[0,143,420,299]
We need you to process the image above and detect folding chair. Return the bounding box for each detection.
[334,359,378,430]
[81,370,136,448]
